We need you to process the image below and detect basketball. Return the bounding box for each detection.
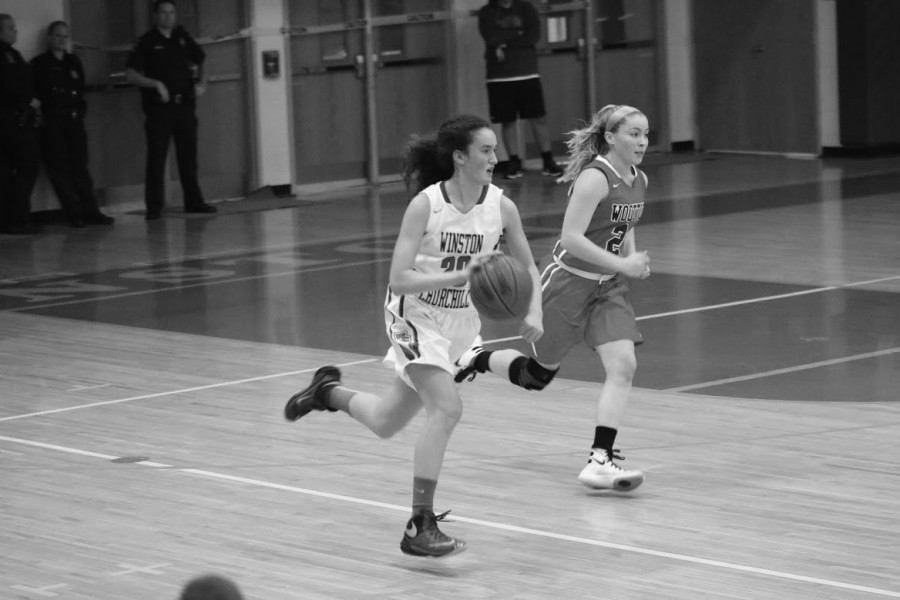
[469,253,533,321]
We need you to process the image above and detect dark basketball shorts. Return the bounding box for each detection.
[487,77,547,123]
[532,260,643,364]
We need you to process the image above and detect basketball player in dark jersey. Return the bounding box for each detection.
[455,105,651,491]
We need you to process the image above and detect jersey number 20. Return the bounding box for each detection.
[441,255,471,272]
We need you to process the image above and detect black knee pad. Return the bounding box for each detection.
[509,357,558,391]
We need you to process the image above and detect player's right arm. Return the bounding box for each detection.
[389,193,468,295]
[560,169,648,278]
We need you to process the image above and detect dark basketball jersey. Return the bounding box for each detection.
[551,156,646,278]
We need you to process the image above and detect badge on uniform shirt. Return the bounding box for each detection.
[71,70,79,79]
[5,52,14,64]
[179,37,186,47]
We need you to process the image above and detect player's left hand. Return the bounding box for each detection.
[520,311,543,344]
[194,83,207,98]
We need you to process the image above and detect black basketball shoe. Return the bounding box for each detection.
[400,510,467,557]
[542,159,564,177]
[283,366,341,421]
[504,156,523,179]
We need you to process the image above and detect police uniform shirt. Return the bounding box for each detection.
[126,26,205,109]
[0,40,34,125]
[31,51,86,119]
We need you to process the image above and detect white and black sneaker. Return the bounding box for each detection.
[577,448,644,491]
[453,342,485,383]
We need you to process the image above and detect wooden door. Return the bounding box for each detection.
[193,0,251,199]
[72,0,146,204]
[592,0,663,148]
[535,1,592,156]
[371,0,450,180]
[289,0,368,185]
[693,0,818,154]
[73,0,251,205]
[289,0,451,187]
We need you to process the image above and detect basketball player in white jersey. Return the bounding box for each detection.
[283,115,542,557]
[455,105,651,492]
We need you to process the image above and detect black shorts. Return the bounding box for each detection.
[487,78,547,124]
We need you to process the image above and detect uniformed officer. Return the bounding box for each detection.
[0,14,41,235]
[125,0,216,220]
[32,21,114,228]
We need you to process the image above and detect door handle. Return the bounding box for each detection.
[576,38,598,61]
[355,54,383,78]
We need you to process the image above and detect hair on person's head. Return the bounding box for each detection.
[557,104,644,183]
[47,21,68,36]
[179,574,244,600]
[154,0,176,12]
[402,114,491,197]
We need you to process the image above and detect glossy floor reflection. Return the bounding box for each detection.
[3,152,900,600]
[2,152,899,401]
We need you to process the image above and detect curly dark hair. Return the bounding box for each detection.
[401,114,492,198]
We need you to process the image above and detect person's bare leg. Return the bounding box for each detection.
[529,116,552,153]
[400,364,466,557]
[576,340,645,491]
[327,376,421,438]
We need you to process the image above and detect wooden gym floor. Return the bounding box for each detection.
[1,152,899,599]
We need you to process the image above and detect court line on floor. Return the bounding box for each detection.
[0,358,379,423]
[665,347,900,393]
[0,433,897,598]
[483,274,900,346]
[2,275,898,423]
[6,257,393,313]
[636,275,900,321]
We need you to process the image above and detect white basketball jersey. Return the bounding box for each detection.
[413,181,505,310]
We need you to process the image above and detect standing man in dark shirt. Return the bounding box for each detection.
[32,21,114,228]
[478,0,562,179]
[126,0,216,220]
[0,14,41,235]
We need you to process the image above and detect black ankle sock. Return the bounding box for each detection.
[474,350,493,373]
[508,154,520,165]
[541,151,553,164]
[592,426,617,453]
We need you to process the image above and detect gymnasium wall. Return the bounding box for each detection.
[11,0,892,214]
[248,0,292,188]
[836,0,900,149]
[662,0,695,147]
